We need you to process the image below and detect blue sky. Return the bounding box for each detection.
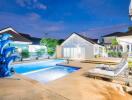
[0,0,131,39]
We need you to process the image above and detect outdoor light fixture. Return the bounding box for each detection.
[129,0,132,20]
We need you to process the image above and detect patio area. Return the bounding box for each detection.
[0,58,132,100]
[0,74,68,100]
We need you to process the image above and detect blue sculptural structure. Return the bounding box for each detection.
[0,34,18,77]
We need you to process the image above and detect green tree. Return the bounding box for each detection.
[40,38,58,48]
[58,39,64,45]
[111,38,118,52]
[40,38,59,56]
[47,48,55,56]
[112,38,118,45]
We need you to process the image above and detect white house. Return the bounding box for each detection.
[56,33,105,60]
[117,35,132,53]
[0,27,47,55]
[102,31,132,54]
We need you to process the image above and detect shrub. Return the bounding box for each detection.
[36,49,45,58]
[95,55,100,58]
[21,49,30,58]
[108,51,122,58]
[47,48,54,56]
[117,52,122,57]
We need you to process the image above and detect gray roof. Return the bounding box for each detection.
[0,27,32,43]
[102,30,132,37]
[72,33,97,44]
[102,32,126,37]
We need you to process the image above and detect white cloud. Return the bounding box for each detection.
[16,0,26,7]
[36,3,47,10]
[0,12,65,38]
[80,24,129,38]
[16,0,47,10]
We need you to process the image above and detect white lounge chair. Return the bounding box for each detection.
[87,56,128,80]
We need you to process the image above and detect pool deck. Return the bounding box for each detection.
[0,74,69,100]
[1,57,132,100]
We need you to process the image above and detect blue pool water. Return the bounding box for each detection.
[11,59,79,83]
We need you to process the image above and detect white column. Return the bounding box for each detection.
[129,44,132,53]
[122,45,127,53]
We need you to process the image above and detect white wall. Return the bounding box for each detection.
[117,37,132,53]
[29,45,47,53]
[85,44,94,59]
[61,34,94,59]
[94,44,106,57]
[103,36,116,44]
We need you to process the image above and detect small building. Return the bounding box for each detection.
[19,32,47,54]
[0,27,32,51]
[117,31,132,53]
[102,32,125,51]
[56,33,105,60]
[102,30,132,53]
[0,27,47,54]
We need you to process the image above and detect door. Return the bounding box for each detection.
[79,47,85,59]
[63,48,70,58]
[73,47,85,59]
[63,47,85,59]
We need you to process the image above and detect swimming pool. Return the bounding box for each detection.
[11,59,79,83]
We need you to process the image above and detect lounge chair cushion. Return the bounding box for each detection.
[88,59,128,77]
[88,68,114,77]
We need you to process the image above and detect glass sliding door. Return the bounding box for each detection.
[63,48,70,58]
[63,48,67,58]
[63,47,85,59]
[74,48,78,58]
[80,47,85,59]
[70,48,74,58]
